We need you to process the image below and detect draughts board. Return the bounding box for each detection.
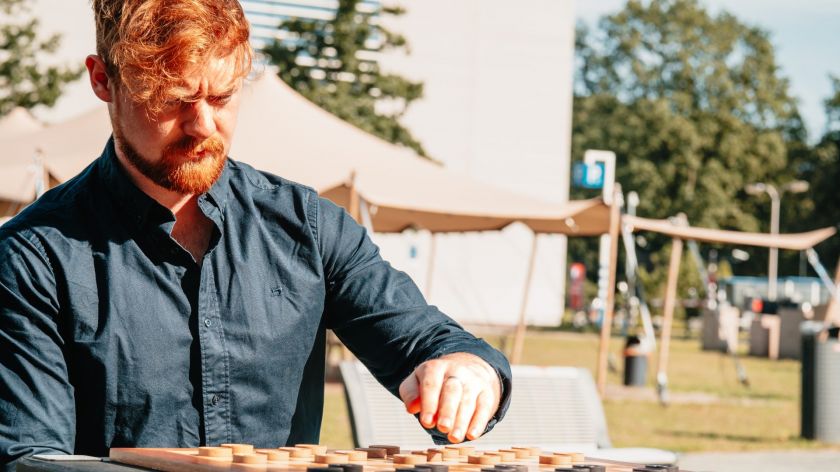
[108,444,678,472]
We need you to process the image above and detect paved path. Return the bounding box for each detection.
[678,450,840,471]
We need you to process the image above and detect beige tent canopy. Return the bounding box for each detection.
[233,73,611,235]
[0,107,43,139]
[594,212,837,396]
[624,215,836,251]
[2,73,611,235]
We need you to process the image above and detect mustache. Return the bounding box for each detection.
[163,136,225,158]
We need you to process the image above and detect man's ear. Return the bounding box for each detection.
[86,55,113,103]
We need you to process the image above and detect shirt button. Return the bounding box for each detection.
[210,394,219,406]
[204,318,213,327]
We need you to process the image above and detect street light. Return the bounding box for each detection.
[745,180,810,301]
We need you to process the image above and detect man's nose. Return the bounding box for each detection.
[183,101,217,139]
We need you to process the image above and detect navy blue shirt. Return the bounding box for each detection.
[0,139,511,470]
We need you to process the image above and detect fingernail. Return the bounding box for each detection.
[452,428,463,439]
[470,427,481,438]
[438,417,451,428]
[422,413,434,425]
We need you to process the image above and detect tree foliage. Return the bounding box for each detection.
[802,77,840,269]
[262,0,427,157]
[0,0,83,116]
[569,0,807,282]
[574,0,803,229]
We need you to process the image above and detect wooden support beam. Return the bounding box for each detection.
[424,234,438,300]
[656,237,684,387]
[596,186,623,397]
[510,234,539,364]
[348,171,360,223]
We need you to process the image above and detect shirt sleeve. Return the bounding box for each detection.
[314,196,512,442]
[0,229,75,471]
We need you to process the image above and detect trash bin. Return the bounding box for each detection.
[801,322,840,442]
[623,335,648,387]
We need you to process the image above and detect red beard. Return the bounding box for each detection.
[115,123,226,194]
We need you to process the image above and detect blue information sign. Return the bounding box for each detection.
[572,161,605,189]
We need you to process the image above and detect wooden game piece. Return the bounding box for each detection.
[298,444,330,455]
[497,465,527,472]
[328,464,364,472]
[234,453,268,464]
[486,451,516,462]
[411,450,443,462]
[357,447,389,459]
[468,454,501,465]
[308,468,345,472]
[444,446,474,457]
[280,447,315,458]
[370,445,402,456]
[415,464,449,472]
[316,453,350,464]
[394,454,428,465]
[255,449,290,461]
[222,444,255,454]
[498,449,529,460]
[198,446,234,458]
[440,448,460,459]
[539,454,571,466]
[335,450,368,461]
[555,453,585,464]
[515,447,542,457]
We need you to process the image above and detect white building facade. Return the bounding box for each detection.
[372,0,577,327]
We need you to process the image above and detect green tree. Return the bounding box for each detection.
[571,0,806,282]
[802,76,840,270]
[262,0,427,157]
[0,0,83,116]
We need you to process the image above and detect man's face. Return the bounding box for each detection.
[111,54,243,194]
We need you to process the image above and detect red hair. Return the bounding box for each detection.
[93,0,253,114]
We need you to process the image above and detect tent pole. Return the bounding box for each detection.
[596,186,623,397]
[511,234,539,365]
[656,236,684,404]
[822,255,840,328]
[804,250,840,340]
[348,171,360,222]
[425,234,438,300]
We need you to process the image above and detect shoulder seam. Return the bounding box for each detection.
[306,189,319,247]
[17,228,56,277]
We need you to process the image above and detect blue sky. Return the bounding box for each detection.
[576,0,840,143]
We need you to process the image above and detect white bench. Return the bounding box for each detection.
[339,362,676,464]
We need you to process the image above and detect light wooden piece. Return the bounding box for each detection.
[279,447,313,458]
[393,454,426,465]
[297,444,329,455]
[197,447,232,458]
[221,444,254,455]
[539,454,571,465]
[255,449,290,461]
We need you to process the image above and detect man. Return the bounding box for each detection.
[0,0,511,469]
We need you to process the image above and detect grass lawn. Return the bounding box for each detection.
[320,330,840,453]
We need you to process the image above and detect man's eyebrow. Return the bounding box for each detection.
[211,85,239,96]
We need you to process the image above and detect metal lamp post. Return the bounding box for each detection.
[745,180,810,301]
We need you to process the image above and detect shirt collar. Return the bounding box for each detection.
[96,136,233,232]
